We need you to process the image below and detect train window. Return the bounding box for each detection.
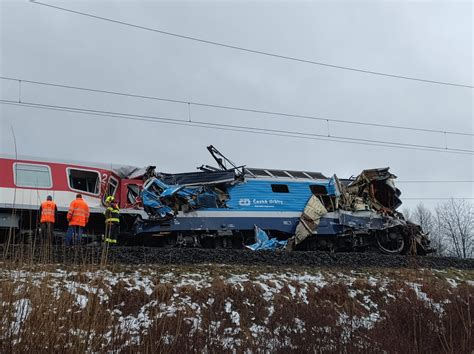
[14,163,52,188]
[271,184,289,193]
[310,184,334,211]
[67,168,100,195]
[106,176,119,198]
[310,185,328,195]
[127,184,141,205]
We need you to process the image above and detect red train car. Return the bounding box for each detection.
[0,154,145,240]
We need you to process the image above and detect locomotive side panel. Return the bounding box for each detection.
[226,179,330,212]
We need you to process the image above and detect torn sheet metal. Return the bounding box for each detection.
[142,178,199,220]
[294,195,328,245]
[141,176,228,220]
[342,167,402,214]
[246,226,288,251]
[141,188,175,220]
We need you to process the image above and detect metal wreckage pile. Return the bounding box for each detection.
[285,168,431,254]
[137,147,432,255]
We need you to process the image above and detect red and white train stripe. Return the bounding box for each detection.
[0,155,137,213]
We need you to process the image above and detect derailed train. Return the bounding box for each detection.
[0,146,432,255]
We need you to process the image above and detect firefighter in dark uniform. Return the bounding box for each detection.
[104,196,120,244]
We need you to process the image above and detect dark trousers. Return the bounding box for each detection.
[105,222,119,243]
[40,222,54,244]
[66,226,83,245]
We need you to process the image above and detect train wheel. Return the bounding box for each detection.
[376,231,405,255]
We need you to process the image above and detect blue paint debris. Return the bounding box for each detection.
[246,226,288,251]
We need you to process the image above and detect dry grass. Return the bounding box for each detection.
[0,262,472,353]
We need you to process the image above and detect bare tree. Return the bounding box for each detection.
[436,199,474,259]
[402,207,412,223]
[407,203,447,256]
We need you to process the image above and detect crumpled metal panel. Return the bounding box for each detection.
[294,195,328,245]
[337,210,405,230]
[246,226,288,251]
[340,168,402,214]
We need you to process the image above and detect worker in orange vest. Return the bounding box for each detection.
[66,194,90,245]
[39,195,57,244]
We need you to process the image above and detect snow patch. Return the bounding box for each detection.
[407,282,444,316]
[446,278,458,288]
[75,294,88,309]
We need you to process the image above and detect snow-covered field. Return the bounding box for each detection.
[1,264,473,352]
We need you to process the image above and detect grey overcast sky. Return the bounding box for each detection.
[1,0,473,210]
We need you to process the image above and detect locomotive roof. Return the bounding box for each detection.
[244,168,326,180]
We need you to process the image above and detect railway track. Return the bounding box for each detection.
[1,245,473,269]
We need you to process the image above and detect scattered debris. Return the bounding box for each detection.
[245,226,287,251]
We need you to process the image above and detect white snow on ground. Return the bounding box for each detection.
[446,278,458,288]
[224,301,240,326]
[1,265,470,351]
[227,274,250,284]
[9,299,32,336]
[75,294,88,309]
[367,276,378,287]
[406,282,445,316]
[124,273,155,295]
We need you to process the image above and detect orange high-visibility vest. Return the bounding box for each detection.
[67,198,90,227]
[40,200,56,223]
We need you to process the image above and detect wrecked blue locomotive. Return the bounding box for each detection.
[131,146,432,255]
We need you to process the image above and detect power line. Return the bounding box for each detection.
[1,76,473,137]
[403,198,474,200]
[402,181,474,183]
[1,99,473,156]
[29,0,473,89]
[1,100,472,200]
[2,99,472,154]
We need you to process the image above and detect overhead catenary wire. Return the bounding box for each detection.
[2,100,471,201]
[1,99,473,156]
[1,99,472,155]
[29,1,473,89]
[1,76,473,137]
[402,198,474,200]
[397,180,474,183]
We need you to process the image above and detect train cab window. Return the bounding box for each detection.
[14,163,52,188]
[271,184,289,193]
[127,184,141,205]
[67,168,100,195]
[309,185,328,195]
[310,184,335,211]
